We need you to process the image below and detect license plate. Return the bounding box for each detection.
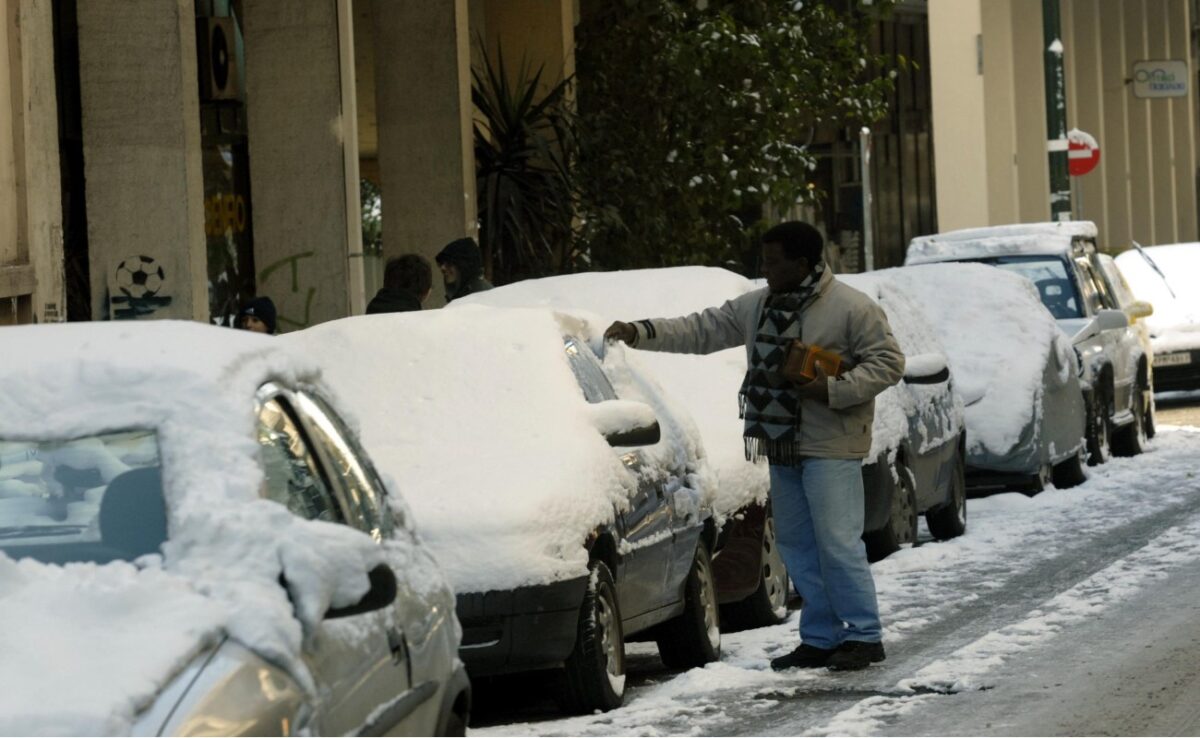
[1155,352,1193,367]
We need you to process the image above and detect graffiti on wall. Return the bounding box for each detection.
[109,255,173,320]
[258,251,316,331]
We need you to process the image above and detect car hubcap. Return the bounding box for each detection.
[895,470,917,544]
[597,591,623,682]
[698,554,720,649]
[761,516,788,613]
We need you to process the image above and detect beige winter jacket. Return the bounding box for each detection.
[630,269,905,460]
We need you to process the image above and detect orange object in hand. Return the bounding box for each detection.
[780,341,845,384]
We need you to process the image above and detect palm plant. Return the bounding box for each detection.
[473,43,576,285]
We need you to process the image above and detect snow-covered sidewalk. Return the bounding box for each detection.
[476,426,1200,736]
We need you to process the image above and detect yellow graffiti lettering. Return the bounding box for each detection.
[204,194,248,237]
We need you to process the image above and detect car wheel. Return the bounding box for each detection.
[655,544,721,669]
[1085,390,1112,466]
[561,560,625,713]
[722,509,789,629]
[1112,387,1148,457]
[1144,388,1157,439]
[926,448,967,540]
[1051,446,1088,489]
[863,459,918,563]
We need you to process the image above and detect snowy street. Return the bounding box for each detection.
[473,413,1200,736]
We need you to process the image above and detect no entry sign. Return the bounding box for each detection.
[1068,129,1100,176]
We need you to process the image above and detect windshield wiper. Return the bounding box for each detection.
[1132,240,1176,299]
[0,524,87,540]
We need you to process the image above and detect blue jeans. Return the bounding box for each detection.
[769,459,881,649]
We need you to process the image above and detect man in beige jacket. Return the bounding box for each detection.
[605,221,904,672]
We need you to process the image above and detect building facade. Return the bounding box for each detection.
[929,0,1198,251]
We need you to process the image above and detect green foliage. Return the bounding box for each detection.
[473,44,576,285]
[574,0,896,273]
[361,178,383,257]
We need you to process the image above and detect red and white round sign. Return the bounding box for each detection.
[1068,129,1101,176]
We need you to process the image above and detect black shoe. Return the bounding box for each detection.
[826,640,886,671]
[770,644,836,671]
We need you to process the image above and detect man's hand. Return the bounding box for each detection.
[604,321,637,345]
[795,362,831,404]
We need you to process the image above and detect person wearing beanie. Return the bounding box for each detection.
[604,221,904,673]
[236,296,277,335]
[434,237,493,303]
[367,253,433,314]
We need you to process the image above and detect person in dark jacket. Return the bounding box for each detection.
[236,296,277,335]
[366,253,433,314]
[435,237,493,302]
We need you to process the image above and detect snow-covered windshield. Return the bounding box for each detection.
[0,430,164,564]
[974,255,1082,319]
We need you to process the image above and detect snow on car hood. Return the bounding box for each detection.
[1115,244,1200,353]
[283,307,655,594]
[869,264,1067,458]
[0,322,385,735]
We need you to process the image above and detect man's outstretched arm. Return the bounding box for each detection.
[604,296,748,355]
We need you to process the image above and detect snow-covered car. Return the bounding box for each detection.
[0,322,468,737]
[1116,243,1200,393]
[878,262,1089,492]
[908,221,1152,462]
[459,266,967,571]
[1096,252,1157,437]
[284,307,720,714]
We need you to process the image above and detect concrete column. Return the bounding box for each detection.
[981,0,1021,225]
[241,0,362,330]
[374,0,476,307]
[77,0,208,322]
[927,0,991,231]
[483,0,575,91]
[18,0,66,323]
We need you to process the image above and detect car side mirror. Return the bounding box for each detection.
[1097,308,1129,331]
[325,563,397,620]
[586,399,662,447]
[903,352,950,384]
[1127,300,1153,320]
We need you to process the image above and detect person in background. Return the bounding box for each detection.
[236,296,277,335]
[604,221,904,672]
[367,253,433,314]
[435,237,493,303]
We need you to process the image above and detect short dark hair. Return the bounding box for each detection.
[761,221,824,266]
[383,253,433,295]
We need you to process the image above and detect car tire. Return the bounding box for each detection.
[863,459,918,563]
[440,708,467,737]
[560,560,625,714]
[655,544,721,669]
[926,448,967,540]
[1051,447,1088,489]
[1112,387,1149,457]
[1085,390,1112,466]
[721,509,789,629]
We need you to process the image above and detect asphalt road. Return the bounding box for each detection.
[1156,390,1200,427]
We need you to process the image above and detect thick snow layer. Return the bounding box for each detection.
[1115,244,1200,353]
[866,264,1065,458]
[457,268,766,516]
[477,427,1200,737]
[0,322,392,735]
[282,307,708,594]
[907,221,1096,265]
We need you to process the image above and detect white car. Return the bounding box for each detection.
[459,266,967,570]
[1116,243,1200,394]
[284,307,720,714]
[0,322,468,736]
[908,220,1151,463]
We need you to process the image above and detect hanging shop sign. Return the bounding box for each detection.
[1132,60,1188,98]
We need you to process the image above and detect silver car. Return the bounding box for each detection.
[0,323,469,736]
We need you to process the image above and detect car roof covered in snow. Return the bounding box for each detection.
[907,221,1098,265]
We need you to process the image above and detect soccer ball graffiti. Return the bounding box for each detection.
[114,256,166,299]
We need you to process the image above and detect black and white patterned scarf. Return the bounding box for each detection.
[739,265,824,465]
